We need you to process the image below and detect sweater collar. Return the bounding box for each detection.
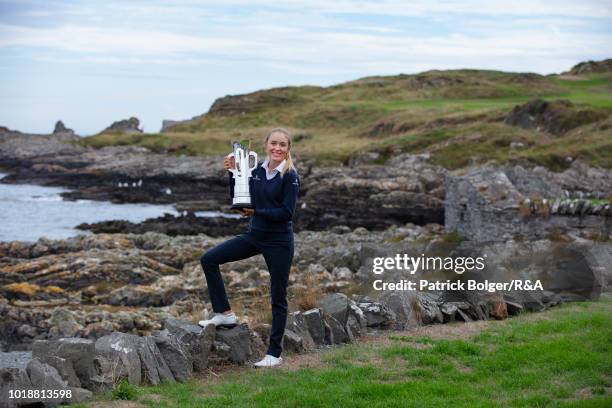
[262,158,286,177]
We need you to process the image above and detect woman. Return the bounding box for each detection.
[198,128,299,368]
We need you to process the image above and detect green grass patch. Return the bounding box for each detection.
[71,300,612,408]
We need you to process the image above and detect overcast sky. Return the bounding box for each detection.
[1,0,611,135]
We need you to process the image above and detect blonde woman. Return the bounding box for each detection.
[199,128,299,368]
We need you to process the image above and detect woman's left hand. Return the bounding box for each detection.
[237,208,254,217]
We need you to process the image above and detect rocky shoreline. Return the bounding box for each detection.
[1,125,611,406]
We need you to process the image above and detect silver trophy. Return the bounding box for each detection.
[228,141,258,209]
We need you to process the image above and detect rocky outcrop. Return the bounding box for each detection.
[297,153,446,230]
[445,163,611,243]
[504,99,609,135]
[564,58,612,75]
[77,212,248,238]
[102,117,142,133]
[53,121,75,136]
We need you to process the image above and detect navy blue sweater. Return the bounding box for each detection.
[229,163,300,233]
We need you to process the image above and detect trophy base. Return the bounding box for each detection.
[231,203,253,211]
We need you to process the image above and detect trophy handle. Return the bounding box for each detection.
[227,153,237,175]
[248,151,258,173]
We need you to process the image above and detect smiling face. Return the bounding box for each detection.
[265,131,290,164]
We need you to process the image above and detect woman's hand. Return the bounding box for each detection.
[223,155,236,170]
[235,208,254,217]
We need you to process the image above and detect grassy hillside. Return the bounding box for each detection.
[75,67,612,170]
[71,300,612,407]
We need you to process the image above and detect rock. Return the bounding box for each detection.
[47,308,83,339]
[251,323,271,347]
[302,309,326,346]
[319,293,350,325]
[439,303,459,323]
[53,120,75,135]
[0,368,34,407]
[504,99,608,135]
[165,318,215,372]
[213,324,252,364]
[94,332,142,385]
[565,58,612,75]
[44,355,81,387]
[66,387,94,404]
[332,267,353,280]
[322,314,349,344]
[102,117,143,133]
[138,336,175,384]
[356,300,396,328]
[26,358,68,406]
[504,300,524,315]
[32,338,97,390]
[297,154,446,230]
[285,311,315,351]
[445,165,611,242]
[281,329,303,353]
[416,292,443,324]
[152,329,192,382]
[378,291,419,330]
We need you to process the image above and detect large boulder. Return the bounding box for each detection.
[94,332,174,386]
[152,329,192,382]
[0,351,36,407]
[165,318,215,372]
[32,338,98,390]
[378,291,419,329]
[285,311,315,351]
[212,324,252,364]
[302,309,326,346]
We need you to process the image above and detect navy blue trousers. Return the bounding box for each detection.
[200,230,294,358]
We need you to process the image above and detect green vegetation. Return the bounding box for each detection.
[112,379,138,400]
[73,69,612,169]
[73,300,611,407]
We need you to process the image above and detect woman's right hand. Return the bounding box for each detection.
[223,155,235,170]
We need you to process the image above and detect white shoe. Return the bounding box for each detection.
[253,354,283,368]
[198,312,237,328]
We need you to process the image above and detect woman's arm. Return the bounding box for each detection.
[254,171,299,222]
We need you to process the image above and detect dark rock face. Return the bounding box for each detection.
[78,213,248,238]
[103,117,142,133]
[212,324,252,364]
[53,121,75,135]
[298,153,446,230]
[504,99,609,135]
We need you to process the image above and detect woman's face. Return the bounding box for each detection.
[265,132,290,163]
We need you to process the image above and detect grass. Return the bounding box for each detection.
[71,299,612,407]
[72,69,612,169]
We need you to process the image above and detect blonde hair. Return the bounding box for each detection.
[265,127,296,176]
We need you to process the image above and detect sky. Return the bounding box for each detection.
[0,0,611,135]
